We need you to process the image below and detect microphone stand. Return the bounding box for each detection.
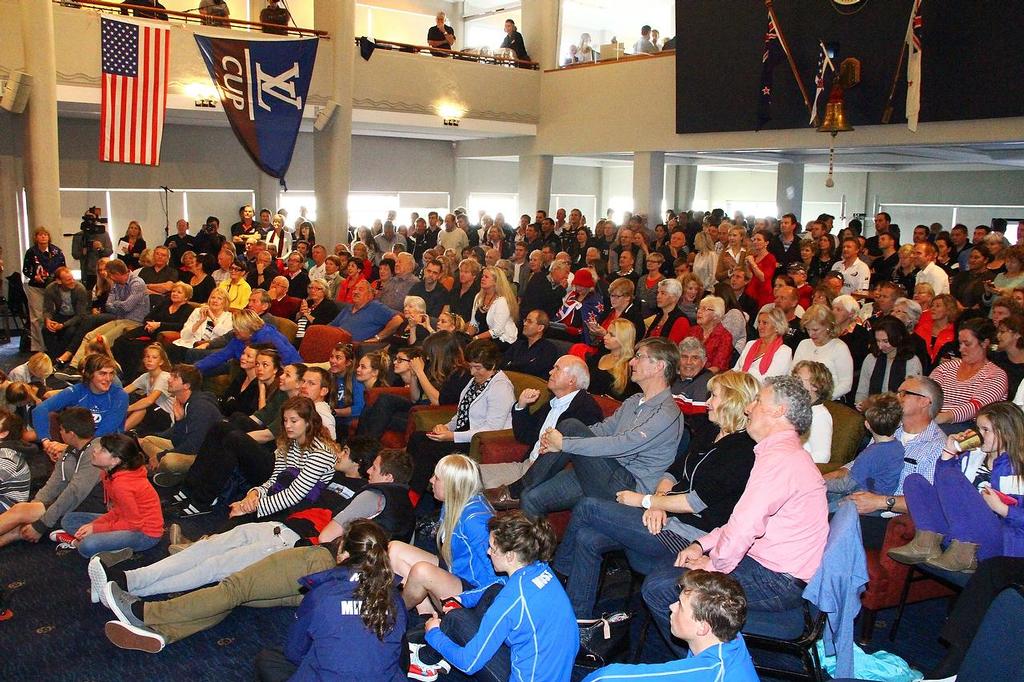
[159,185,175,239]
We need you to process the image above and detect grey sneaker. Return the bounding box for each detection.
[103,582,144,628]
[104,620,165,653]
[88,556,108,606]
[97,548,134,568]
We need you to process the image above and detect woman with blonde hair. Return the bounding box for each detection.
[117,220,147,270]
[586,318,639,401]
[466,266,518,347]
[734,307,793,382]
[123,343,175,436]
[554,370,759,618]
[388,454,498,613]
[175,287,231,349]
[716,225,749,283]
[692,230,720,293]
[792,303,855,400]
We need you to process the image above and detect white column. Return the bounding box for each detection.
[19,0,61,233]
[518,155,553,216]
[776,163,805,219]
[633,151,665,229]
[313,0,354,244]
[673,163,697,213]
[520,0,560,70]
[258,172,280,213]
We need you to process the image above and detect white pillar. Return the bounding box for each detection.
[776,163,805,219]
[518,155,553,217]
[633,152,665,230]
[19,0,61,234]
[258,172,280,213]
[520,0,560,70]
[673,163,697,213]
[313,0,354,244]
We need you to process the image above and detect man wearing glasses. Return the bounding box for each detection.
[519,337,686,517]
[841,376,946,547]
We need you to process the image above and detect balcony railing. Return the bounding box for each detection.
[550,49,674,72]
[355,37,539,70]
[53,0,329,39]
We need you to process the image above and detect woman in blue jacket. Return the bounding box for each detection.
[389,454,499,613]
[254,519,407,681]
[891,401,1024,572]
[424,511,579,682]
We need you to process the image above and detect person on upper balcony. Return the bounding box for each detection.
[428,11,456,55]
[260,0,290,35]
[500,19,530,62]
[632,25,658,54]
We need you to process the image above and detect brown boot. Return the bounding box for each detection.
[887,530,944,565]
[924,540,979,573]
[484,485,520,511]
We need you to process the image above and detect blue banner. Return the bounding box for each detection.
[194,33,318,187]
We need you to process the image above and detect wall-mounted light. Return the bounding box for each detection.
[185,82,219,108]
[437,102,465,127]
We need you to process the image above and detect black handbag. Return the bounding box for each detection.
[575,611,632,667]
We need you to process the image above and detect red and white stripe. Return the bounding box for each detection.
[100,22,169,166]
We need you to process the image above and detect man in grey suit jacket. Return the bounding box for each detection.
[41,267,92,359]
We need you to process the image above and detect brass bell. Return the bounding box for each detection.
[817,84,853,134]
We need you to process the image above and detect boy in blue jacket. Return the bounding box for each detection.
[583,570,758,682]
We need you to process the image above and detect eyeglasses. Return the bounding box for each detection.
[395,357,410,363]
[897,389,929,400]
[633,352,652,361]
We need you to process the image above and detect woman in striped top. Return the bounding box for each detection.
[930,318,1009,433]
[229,396,338,520]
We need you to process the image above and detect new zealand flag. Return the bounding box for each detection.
[194,33,319,187]
[756,17,783,130]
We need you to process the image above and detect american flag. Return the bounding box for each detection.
[99,16,169,165]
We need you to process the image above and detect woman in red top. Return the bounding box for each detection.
[55,434,163,560]
[687,295,734,373]
[337,257,367,304]
[916,293,959,364]
[744,230,777,308]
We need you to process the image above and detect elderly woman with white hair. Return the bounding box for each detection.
[734,306,793,382]
[645,278,691,344]
[686,295,733,373]
[294,278,339,347]
[892,296,934,371]
[832,293,871,397]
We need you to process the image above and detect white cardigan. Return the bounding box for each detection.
[445,370,515,443]
[174,307,234,347]
[470,295,519,345]
[734,340,793,382]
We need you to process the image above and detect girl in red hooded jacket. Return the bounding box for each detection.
[55,434,163,561]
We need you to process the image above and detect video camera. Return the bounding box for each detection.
[80,207,108,235]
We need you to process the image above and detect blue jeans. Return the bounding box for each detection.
[641,555,807,656]
[553,497,678,618]
[61,511,161,559]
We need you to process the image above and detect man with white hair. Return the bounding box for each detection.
[641,375,828,654]
[267,275,301,320]
[483,355,604,508]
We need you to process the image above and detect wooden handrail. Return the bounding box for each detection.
[547,49,675,73]
[355,36,539,70]
[53,0,330,39]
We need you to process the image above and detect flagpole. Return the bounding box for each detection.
[765,0,813,118]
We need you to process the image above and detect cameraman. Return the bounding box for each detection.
[193,215,226,257]
[71,207,112,292]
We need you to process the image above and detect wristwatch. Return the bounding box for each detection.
[641,494,653,510]
[885,496,896,512]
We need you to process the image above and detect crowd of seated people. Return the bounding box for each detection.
[7,204,1024,681]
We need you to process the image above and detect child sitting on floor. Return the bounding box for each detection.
[824,392,905,511]
[51,433,164,560]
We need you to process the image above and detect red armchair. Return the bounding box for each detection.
[298,325,352,363]
[858,514,956,644]
[348,386,412,448]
